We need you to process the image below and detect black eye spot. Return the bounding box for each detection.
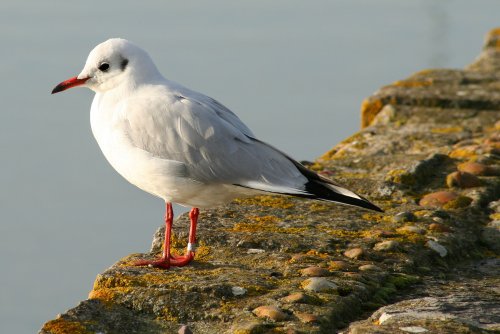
[120,58,129,71]
[98,63,110,72]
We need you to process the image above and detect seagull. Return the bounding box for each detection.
[52,38,382,269]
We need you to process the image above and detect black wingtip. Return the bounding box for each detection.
[303,180,383,212]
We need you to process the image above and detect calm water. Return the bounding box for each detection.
[0,1,499,332]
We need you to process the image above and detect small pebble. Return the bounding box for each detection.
[231,286,247,296]
[247,248,265,254]
[426,240,448,257]
[419,191,458,207]
[428,223,451,232]
[282,292,308,304]
[432,216,444,223]
[301,277,338,292]
[458,161,497,176]
[328,260,348,270]
[178,325,193,334]
[295,312,318,324]
[373,240,399,251]
[299,266,330,277]
[393,211,416,223]
[399,326,428,333]
[446,171,482,188]
[344,247,364,259]
[231,321,264,334]
[289,254,307,263]
[252,305,287,322]
[358,264,381,271]
[397,225,425,235]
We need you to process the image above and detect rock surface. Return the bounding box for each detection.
[40,28,500,334]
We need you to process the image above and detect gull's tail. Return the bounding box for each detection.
[300,173,383,212]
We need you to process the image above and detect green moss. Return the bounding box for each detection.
[387,273,420,288]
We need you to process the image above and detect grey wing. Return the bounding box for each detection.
[121,94,309,194]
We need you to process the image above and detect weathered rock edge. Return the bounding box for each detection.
[40,28,500,334]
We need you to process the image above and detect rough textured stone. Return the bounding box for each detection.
[346,259,500,333]
[40,28,500,334]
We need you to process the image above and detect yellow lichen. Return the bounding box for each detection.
[41,319,90,334]
[361,213,389,223]
[413,210,432,217]
[414,69,438,76]
[160,307,179,322]
[306,249,331,258]
[490,213,500,220]
[231,215,308,234]
[392,79,433,88]
[361,98,385,128]
[309,203,329,212]
[448,147,478,160]
[88,286,133,302]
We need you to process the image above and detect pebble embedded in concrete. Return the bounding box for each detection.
[446,171,482,188]
[373,240,399,251]
[344,247,364,259]
[397,225,425,235]
[295,312,319,324]
[301,277,338,292]
[419,191,458,207]
[178,325,193,334]
[282,292,308,304]
[252,305,288,322]
[231,286,247,296]
[329,260,348,270]
[458,161,498,176]
[299,266,330,277]
[426,240,448,257]
[359,264,381,271]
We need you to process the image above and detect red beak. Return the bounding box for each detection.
[51,76,89,94]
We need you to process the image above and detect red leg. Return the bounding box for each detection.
[169,207,199,266]
[133,204,199,269]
